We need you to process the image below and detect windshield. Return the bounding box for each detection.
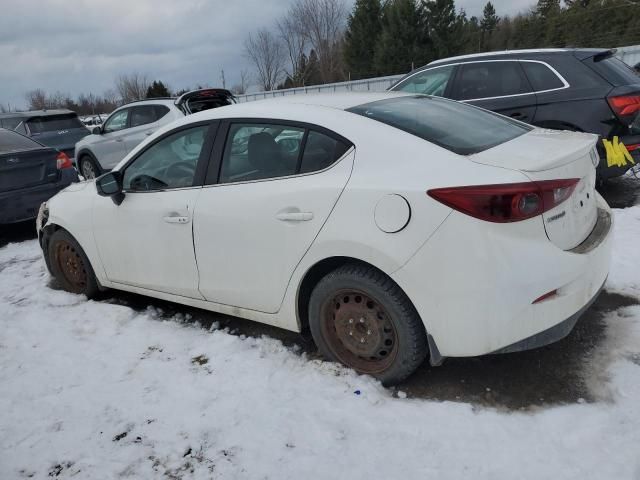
[0,129,42,153]
[347,95,531,155]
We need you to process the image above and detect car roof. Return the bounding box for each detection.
[117,98,177,108]
[427,48,611,66]
[223,92,412,111]
[0,109,77,119]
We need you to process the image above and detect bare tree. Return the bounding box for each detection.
[289,0,347,83]
[277,13,308,86]
[25,89,47,110]
[115,73,150,103]
[231,69,250,95]
[244,29,285,91]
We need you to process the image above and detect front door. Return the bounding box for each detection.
[93,123,214,298]
[92,108,130,169]
[193,121,354,313]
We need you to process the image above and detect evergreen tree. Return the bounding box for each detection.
[344,0,383,79]
[480,2,500,50]
[422,0,462,59]
[146,81,171,98]
[373,0,431,74]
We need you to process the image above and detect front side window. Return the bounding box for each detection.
[452,61,532,100]
[392,65,455,97]
[130,106,157,128]
[103,109,129,133]
[347,96,531,155]
[123,125,208,191]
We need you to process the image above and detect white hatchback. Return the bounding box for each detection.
[37,92,613,385]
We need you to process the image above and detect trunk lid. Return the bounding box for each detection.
[175,88,236,115]
[470,129,600,250]
[0,148,60,193]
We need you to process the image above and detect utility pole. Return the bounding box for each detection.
[220,69,226,89]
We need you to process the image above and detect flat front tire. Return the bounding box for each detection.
[309,264,428,385]
[47,229,100,298]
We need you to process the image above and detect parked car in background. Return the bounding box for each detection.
[390,48,640,180]
[80,114,108,129]
[37,93,611,385]
[0,128,78,224]
[75,88,236,179]
[0,110,89,164]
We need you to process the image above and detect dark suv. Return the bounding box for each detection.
[390,48,640,179]
[0,109,89,163]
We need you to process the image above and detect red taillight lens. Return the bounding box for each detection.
[626,143,640,152]
[56,152,73,169]
[427,179,579,223]
[607,95,640,117]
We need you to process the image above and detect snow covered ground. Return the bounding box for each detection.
[1,207,639,479]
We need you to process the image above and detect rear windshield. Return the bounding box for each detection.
[26,114,84,134]
[347,95,531,155]
[586,55,639,86]
[0,117,23,130]
[0,129,42,153]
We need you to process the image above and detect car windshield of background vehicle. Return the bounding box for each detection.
[0,129,42,153]
[348,96,532,155]
[392,65,455,96]
[26,114,84,134]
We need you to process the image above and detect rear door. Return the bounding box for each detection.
[193,120,354,313]
[0,130,58,193]
[122,105,170,153]
[451,60,537,123]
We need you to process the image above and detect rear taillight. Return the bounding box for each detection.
[56,152,73,169]
[427,179,579,223]
[607,95,640,118]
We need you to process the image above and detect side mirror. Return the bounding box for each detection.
[96,171,125,205]
[92,126,102,135]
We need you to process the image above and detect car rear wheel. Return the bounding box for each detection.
[309,263,428,385]
[48,229,100,298]
[79,156,100,179]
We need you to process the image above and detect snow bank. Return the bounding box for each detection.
[608,205,640,299]
[0,209,639,479]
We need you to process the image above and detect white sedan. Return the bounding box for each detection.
[37,92,613,385]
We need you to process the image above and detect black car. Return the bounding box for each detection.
[0,109,89,163]
[0,128,79,224]
[389,48,640,179]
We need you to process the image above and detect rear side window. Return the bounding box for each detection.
[219,123,350,183]
[586,55,639,86]
[130,106,157,128]
[0,117,22,130]
[154,105,170,120]
[392,65,455,97]
[452,61,532,100]
[26,114,83,133]
[347,96,531,155]
[0,130,42,153]
[521,62,565,91]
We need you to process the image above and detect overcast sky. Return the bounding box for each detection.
[0,0,534,109]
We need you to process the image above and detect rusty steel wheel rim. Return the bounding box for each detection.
[320,289,398,374]
[54,240,87,292]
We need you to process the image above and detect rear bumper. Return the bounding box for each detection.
[392,193,613,358]
[0,169,78,224]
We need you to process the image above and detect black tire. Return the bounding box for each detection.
[78,155,100,179]
[308,263,428,385]
[47,229,100,298]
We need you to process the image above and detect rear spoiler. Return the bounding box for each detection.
[175,88,236,114]
[573,49,616,62]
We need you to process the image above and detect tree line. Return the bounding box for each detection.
[245,0,640,90]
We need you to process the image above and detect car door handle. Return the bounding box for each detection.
[115,138,124,142]
[163,215,190,224]
[510,112,527,120]
[276,211,314,222]
[145,131,154,136]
